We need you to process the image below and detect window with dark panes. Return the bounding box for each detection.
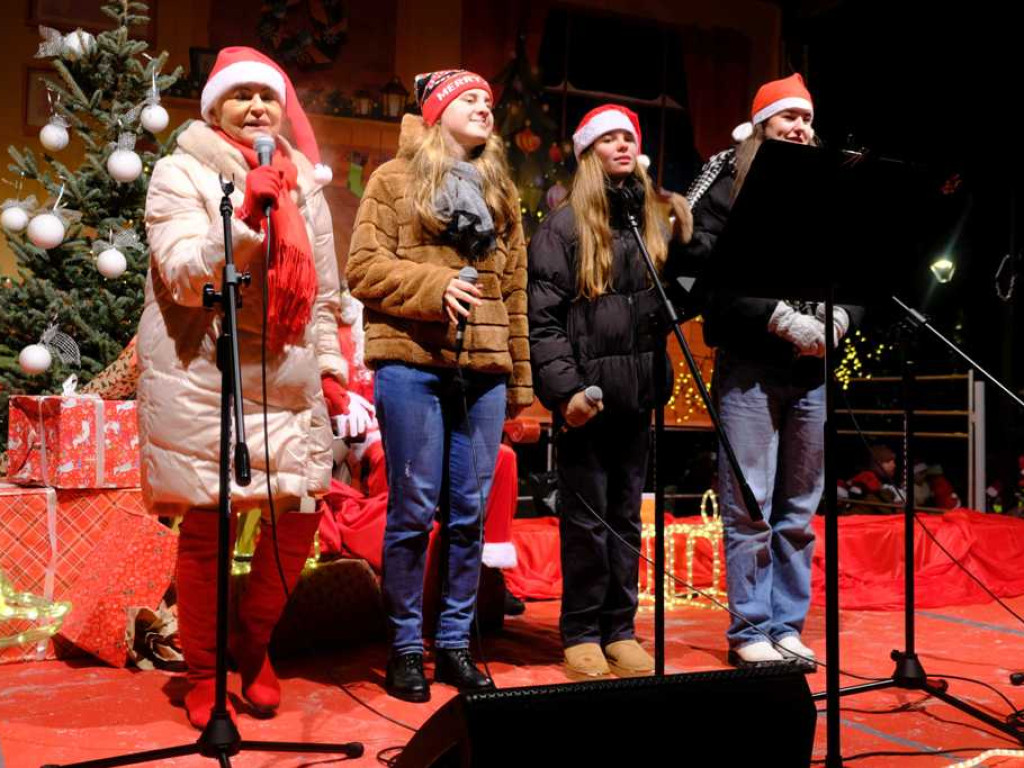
[538,7,702,193]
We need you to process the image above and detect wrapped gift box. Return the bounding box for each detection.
[58,506,177,667]
[0,484,146,663]
[7,395,140,489]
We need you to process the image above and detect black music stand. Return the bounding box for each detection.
[706,139,1023,766]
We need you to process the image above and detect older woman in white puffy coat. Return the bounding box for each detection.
[139,46,345,729]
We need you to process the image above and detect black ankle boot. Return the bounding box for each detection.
[503,588,526,616]
[385,652,430,703]
[434,648,494,692]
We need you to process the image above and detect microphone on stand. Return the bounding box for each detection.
[253,134,276,218]
[254,134,275,166]
[454,265,478,358]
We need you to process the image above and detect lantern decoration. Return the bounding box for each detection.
[514,124,542,155]
[381,77,409,119]
[354,90,373,117]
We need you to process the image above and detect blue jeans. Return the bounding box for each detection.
[376,363,506,656]
[716,351,825,650]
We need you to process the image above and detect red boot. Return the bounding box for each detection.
[232,507,321,714]
[176,511,237,729]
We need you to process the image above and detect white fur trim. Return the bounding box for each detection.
[732,122,754,143]
[482,542,518,569]
[573,110,638,158]
[752,97,813,127]
[348,428,380,463]
[637,154,651,170]
[201,61,287,120]
[313,163,333,185]
[339,291,362,326]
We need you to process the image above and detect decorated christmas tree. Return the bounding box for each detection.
[0,0,182,451]
[491,37,573,240]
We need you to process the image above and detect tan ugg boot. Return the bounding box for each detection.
[604,639,655,677]
[564,642,611,681]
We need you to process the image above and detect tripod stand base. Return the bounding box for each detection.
[40,710,364,768]
[42,740,364,768]
[890,650,927,687]
[812,650,1024,746]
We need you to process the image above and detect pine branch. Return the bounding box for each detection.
[52,61,91,107]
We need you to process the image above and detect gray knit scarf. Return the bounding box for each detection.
[434,160,496,259]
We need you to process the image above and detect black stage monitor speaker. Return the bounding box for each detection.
[394,665,816,767]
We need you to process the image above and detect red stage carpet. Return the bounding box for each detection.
[3,598,1024,767]
[3,509,1024,767]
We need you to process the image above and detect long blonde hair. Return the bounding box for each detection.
[408,123,519,237]
[569,150,667,300]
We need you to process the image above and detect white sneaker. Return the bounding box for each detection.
[776,635,816,662]
[729,641,784,667]
[777,635,817,672]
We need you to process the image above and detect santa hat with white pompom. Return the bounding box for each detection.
[200,46,333,185]
[731,72,814,144]
[572,104,651,171]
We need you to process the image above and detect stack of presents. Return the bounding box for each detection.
[0,387,390,671]
[1,393,177,667]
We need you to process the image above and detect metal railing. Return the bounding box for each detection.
[837,372,984,509]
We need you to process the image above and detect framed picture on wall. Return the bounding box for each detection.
[24,66,56,133]
[28,0,157,44]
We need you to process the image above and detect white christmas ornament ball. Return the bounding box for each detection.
[27,213,66,249]
[39,122,69,152]
[97,247,127,279]
[107,149,143,183]
[62,30,95,59]
[19,344,52,375]
[1,207,30,232]
[140,104,169,133]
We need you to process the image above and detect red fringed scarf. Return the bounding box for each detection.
[216,129,317,351]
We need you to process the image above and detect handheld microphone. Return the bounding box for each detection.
[253,134,276,218]
[560,385,603,433]
[454,265,478,356]
[253,134,275,167]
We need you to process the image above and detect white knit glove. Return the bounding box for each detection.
[768,302,826,358]
[814,304,850,346]
[332,392,377,440]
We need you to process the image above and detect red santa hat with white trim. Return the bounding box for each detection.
[731,73,814,144]
[572,104,650,170]
[200,46,333,185]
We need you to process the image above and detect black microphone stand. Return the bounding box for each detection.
[43,176,364,768]
[809,298,1024,750]
[618,188,765,678]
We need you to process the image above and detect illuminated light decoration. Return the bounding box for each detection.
[0,570,72,651]
[638,490,725,610]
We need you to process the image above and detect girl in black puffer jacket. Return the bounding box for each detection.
[528,104,692,681]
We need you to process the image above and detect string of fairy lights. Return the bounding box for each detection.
[665,324,892,426]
